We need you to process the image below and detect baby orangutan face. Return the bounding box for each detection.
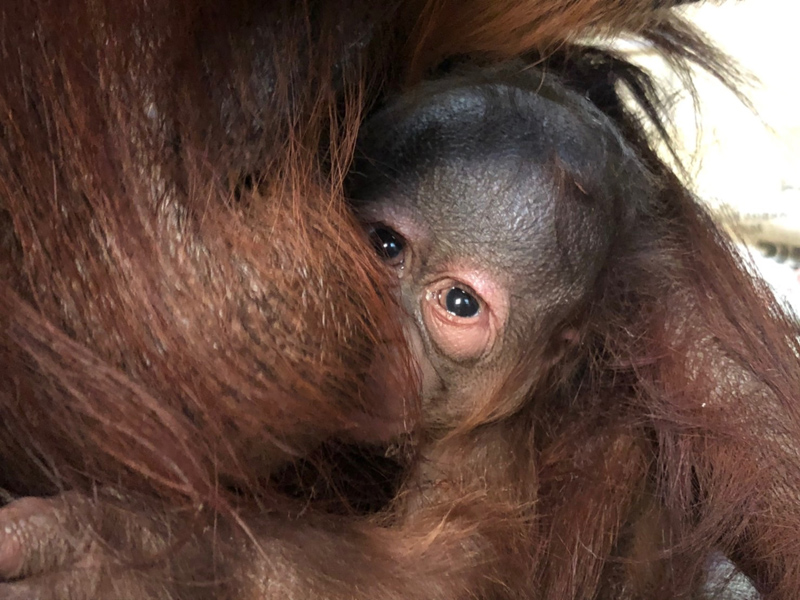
[355,164,602,430]
[349,80,618,433]
[361,205,513,427]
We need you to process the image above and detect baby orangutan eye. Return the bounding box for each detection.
[423,280,495,362]
[369,225,406,267]
[441,286,480,318]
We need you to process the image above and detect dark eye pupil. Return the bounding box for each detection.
[370,226,404,261]
[445,287,479,318]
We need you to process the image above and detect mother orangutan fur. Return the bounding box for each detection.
[2,0,800,598]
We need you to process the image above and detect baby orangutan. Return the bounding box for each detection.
[2,63,797,599]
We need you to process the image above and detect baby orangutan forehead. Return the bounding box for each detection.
[408,157,554,248]
[403,155,609,299]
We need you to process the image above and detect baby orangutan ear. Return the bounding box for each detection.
[545,328,582,367]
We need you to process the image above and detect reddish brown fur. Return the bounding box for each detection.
[0,0,418,503]
[2,0,799,599]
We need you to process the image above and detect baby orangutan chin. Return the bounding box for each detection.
[2,63,798,598]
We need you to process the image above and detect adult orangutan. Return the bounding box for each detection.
[1,0,797,599]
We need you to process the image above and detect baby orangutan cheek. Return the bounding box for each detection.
[346,327,433,442]
[427,317,491,361]
[405,323,441,404]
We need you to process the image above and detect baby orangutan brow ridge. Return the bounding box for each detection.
[348,73,638,428]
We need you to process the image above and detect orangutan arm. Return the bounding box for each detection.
[652,291,800,599]
[698,360,800,597]
[0,438,525,600]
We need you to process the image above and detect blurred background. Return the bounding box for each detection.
[633,0,800,313]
